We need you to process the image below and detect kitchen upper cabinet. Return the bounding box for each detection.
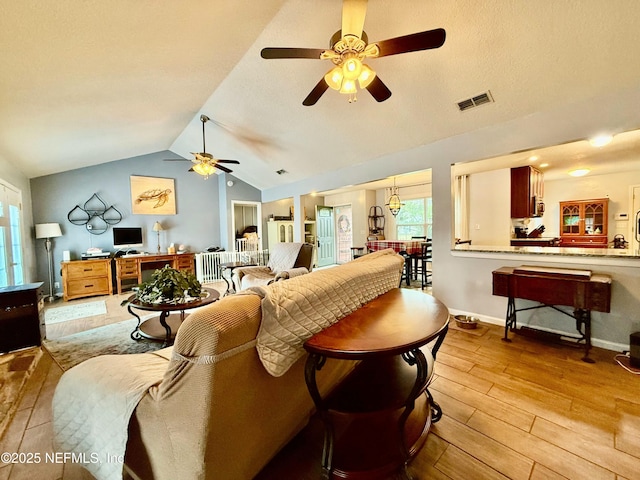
[511,166,544,218]
[559,198,609,247]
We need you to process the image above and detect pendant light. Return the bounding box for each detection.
[385,178,404,217]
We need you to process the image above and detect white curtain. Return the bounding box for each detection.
[454,175,470,241]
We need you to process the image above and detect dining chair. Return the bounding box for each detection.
[350,246,366,260]
[414,242,432,289]
[398,251,412,287]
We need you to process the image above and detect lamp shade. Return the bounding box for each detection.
[152,221,164,232]
[192,161,216,178]
[35,223,62,239]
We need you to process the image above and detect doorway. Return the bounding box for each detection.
[231,201,262,251]
[334,205,352,264]
[315,206,335,267]
[0,180,24,287]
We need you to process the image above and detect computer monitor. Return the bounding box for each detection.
[112,227,143,250]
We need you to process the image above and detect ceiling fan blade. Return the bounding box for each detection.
[188,167,194,172]
[216,159,240,164]
[303,78,330,106]
[261,47,325,60]
[366,76,392,102]
[342,0,368,39]
[214,164,233,173]
[375,28,446,57]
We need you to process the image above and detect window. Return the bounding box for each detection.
[0,180,24,286]
[395,197,432,240]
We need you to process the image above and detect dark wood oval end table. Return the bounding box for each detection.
[303,288,449,479]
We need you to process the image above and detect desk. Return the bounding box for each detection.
[304,288,449,479]
[492,265,611,362]
[126,287,219,347]
[114,253,195,294]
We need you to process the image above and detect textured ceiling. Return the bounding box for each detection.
[2,1,640,192]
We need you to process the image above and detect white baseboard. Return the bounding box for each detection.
[447,308,628,353]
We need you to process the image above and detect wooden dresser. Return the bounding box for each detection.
[61,258,113,301]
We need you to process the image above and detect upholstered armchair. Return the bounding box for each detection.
[233,242,314,291]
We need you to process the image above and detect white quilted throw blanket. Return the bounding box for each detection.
[251,249,403,376]
[52,353,168,480]
[267,242,303,274]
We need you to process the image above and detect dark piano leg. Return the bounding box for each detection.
[574,309,595,363]
[503,296,517,342]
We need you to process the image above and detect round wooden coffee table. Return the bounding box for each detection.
[126,287,219,346]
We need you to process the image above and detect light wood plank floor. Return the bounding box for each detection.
[2,290,640,479]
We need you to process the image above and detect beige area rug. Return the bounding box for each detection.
[0,347,43,441]
[43,317,165,371]
[44,300,107,325]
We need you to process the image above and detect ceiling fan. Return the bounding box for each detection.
[260,0,446,105]
[164,114,240,179]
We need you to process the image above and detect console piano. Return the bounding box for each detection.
[492,265,611,362]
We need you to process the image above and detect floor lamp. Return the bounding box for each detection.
[35,223,62,302]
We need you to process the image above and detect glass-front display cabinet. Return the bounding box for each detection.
[559,198,608,247]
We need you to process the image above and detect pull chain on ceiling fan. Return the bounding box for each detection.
[164,114,240,179]
[260,0,446,105]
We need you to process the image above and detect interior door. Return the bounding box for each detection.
[315,206,335,267]
[0,181,24,287]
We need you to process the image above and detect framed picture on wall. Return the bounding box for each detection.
[130,175,176,215]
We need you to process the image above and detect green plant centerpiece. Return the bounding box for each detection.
[133,265,205,305]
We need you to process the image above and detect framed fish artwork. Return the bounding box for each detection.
[130,176,176,215]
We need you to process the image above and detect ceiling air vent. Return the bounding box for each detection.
[457,91,494,112]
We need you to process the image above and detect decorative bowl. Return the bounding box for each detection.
[454,315,479,329]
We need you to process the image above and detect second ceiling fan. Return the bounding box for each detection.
[261,0,446,105]
[165,114,240,179]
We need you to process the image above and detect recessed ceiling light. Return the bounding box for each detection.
[588,134,613,148]
[539,163,549,168]
[529,155,539,162]
[569,168,590,177]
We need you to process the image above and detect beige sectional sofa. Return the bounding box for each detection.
[52,249,404,480]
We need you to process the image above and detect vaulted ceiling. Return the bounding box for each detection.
[2,1,640,191]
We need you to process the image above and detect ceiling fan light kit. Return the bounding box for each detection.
[260,0,446,105]
[192,161,217,179]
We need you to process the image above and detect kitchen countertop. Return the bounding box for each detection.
[510,237,560,242]
[453,243,640,260]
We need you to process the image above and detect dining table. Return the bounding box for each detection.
[365,240,427,286]
[365,240,424,255]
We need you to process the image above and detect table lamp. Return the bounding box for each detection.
[153,221,163,253]
[35,222,63,302]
